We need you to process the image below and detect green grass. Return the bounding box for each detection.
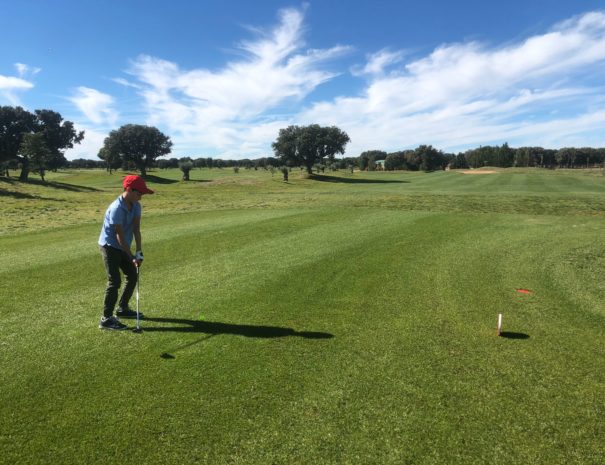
[1,167,604,464]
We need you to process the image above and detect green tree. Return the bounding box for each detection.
[98,145,122,173]
[416,145,446,171]
[272,124,350,174]
[449,153,469,169]
[0,106,36,176]
[514,147,531,167]
[19,133,51,181]
[464,146,498,168]
[33,110,83,173]
[8,109,83,181]
[404,150,422,171]
[556,148,577,168]
[384,151,404,170]
[100,124,172,177]
[359,150,386,171]
[496,142,514,167]
[179,159,194,180]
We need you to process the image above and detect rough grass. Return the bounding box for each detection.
[0,167,604,465]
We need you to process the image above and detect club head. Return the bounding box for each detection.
[132,327,143,334]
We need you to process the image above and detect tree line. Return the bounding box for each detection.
[3,103,604,183]
[0,106,83,181]
[64,144,605,173]
[359,143,605,172]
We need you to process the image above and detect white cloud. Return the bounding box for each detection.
[112,77,141,89]
[123,7,350,158]
[66,9,605,160]
[63,125,107,160]
[0,74,34,105]
[0,75,32,91]
[352,49,405,76]
[301,10,605,154]
[14,62,41,78]
[69,86,118,126]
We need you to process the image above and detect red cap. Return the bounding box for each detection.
[123,175,154,194]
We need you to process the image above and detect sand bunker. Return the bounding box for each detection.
[460,170,497,174]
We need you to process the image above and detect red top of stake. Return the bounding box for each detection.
[516,289,532,295]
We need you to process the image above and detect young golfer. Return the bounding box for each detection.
[98,175,153,330]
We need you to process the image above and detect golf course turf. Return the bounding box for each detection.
[1,167,603,464]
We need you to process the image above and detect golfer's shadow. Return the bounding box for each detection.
[144,316,334,339]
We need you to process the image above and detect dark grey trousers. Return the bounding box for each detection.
[99,245,137,318]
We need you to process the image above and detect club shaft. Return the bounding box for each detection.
[136,266,140,330]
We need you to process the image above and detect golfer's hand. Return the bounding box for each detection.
[133,251,144,267]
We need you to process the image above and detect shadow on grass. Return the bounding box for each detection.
[500,332,530,339]
[310,174,408,184]
[147,317,334,359]
[143,174,180,184]
[0,188,63,201]
[2,177,101,192]
[45,181,101,192]
[0,189,44,199]
[145,316,333,339]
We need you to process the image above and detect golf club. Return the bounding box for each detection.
[133,265,142,333]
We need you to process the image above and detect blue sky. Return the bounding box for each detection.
[2,0,605,160]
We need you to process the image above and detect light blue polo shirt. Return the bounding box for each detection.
[98,196,142,250]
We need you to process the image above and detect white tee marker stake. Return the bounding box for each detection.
[497,313,503,336]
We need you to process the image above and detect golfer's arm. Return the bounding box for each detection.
[133,216,142,253]
[114,224,132,258]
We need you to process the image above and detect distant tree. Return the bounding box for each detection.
[404,150,422,171]
[14,109,83,181]
[359,150,386,171]
[99,124,171,177]
[464,146,495,168]
[449,153,469,169]
[442,152,456,169]
[543,149,558,168]
[332,156,357,170]
[19,133,51,181]
[0,106,36,176]
[384,151,409,170]
[272,124,350,174]
[98,145,121,173]
[416,145,446,171]
[33,110,83,172]
[68,158,104,169]
[556,147,579,168]
[496,142,514,167]
[514,147,531,167]
[179,159,194,180]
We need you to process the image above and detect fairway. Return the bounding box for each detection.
[1,168,604,465]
